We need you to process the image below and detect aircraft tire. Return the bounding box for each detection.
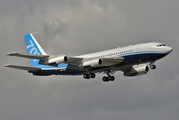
[83,74,89,79]
[91,73,96,78]
[110,76,115,81]
[102,76,109,82]
[102,76,115,82]
[150,65,156,69]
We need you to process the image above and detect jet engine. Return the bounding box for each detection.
[124,64,149,77]
[48,56,68,65]
[79,59,103,68]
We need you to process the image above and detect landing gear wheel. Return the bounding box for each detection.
[89,73,96,78]
[110,76,115,81]
[102,76,115,82]
[150,65,156,69]
[83,74,89,79]
[102,76,109,82]
[83,73,96,79]
[102,71,115,82]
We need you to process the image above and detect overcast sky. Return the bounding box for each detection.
[1,0,179,120]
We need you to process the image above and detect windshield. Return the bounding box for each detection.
[157,43,166,47]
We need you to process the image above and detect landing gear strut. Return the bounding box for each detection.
[102,72,115,82]
[150,61,156,69]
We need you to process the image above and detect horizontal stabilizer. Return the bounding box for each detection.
[7,52,49,59]
[4,65,41,71]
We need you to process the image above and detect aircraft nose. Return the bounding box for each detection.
[166,46,173,53]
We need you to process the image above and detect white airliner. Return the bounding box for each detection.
[5,33,173,82]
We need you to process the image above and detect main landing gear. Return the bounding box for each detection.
[150,61,156,69]
[102,72,115,82]
[102,76,115,82]
[83,73,96,79]
[83,72,115,82]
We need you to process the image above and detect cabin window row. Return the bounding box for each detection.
[97,50,133,58]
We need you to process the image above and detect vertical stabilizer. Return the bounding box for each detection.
[23,34,47,67]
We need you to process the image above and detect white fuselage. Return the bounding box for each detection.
[77,42,172,59]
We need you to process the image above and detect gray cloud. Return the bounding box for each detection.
[1,0,179,120]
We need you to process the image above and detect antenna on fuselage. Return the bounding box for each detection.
[30,31,41,35]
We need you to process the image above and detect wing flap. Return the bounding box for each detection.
[67,63,84,71]
[4,65,41,71]
[102,57,124,66]
[67,57,84,64]
[7,52,49,59]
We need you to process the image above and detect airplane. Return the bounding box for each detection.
[4,33,173,82]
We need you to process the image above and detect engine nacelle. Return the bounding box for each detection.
[48,56,68,65]
[79,59,103,68]
[124,64,149,77]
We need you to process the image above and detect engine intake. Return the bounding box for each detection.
[124,64,149,77]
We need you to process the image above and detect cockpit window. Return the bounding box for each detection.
[157,45,161,47]
[157,43,166,47]
[161,43,166,46]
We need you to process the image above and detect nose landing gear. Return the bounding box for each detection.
[150,61,156,69]
[150,64,156,69]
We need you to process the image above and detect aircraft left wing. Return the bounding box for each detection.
[4,65,41,71]
[7,52,49,59]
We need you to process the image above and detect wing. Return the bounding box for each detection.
[7,52,49,59]
[67,56,124,70]
[67,56,124,67]
[4,65,41,71]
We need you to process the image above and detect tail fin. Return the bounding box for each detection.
[23,34,47,67]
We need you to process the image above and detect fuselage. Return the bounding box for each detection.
[35,42,172,76]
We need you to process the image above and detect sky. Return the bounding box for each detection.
[1,0,179,120]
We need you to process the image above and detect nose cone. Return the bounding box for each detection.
[166,46,173,54]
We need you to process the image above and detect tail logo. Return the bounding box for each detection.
[27,40,40,55]
[26,40,40,62]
